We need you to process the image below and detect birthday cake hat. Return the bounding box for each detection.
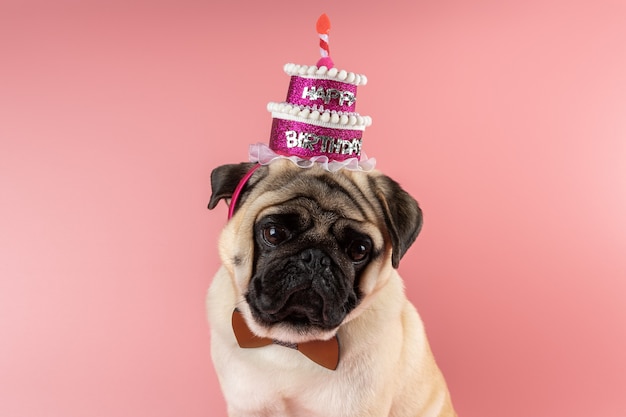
[249,14,375,172]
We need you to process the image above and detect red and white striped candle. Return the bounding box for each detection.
[316,14,334,69]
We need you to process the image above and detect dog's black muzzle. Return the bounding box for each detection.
[247,248,357,330]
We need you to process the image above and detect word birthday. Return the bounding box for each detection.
[301,86,356,107]
[285,130,362,156]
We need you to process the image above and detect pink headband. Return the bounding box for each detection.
[227,164,261,220]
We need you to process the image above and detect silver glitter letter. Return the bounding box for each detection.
[285,131,298,148]
[303,133,320,151]
[339,91,356,107]
[302,86,313,100]
[341,139,353,155]
[320,136,333,152]
[332,139,342,153]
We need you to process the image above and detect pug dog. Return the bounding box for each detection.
[207,159,456,417]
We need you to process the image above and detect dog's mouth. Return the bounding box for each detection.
[246,272,359,334]
[247,287,350,331]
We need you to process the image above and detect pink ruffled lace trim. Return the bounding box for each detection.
[248,143,376,172]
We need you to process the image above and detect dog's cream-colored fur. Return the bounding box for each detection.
[207,162,456,416]
[208,256,456,417]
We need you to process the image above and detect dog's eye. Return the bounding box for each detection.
[347,239,371,263]
[262,225,290,246]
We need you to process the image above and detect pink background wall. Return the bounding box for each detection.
[2,0,625,416]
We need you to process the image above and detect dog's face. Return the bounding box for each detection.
[209,160,422,343]
[248,192,381,338]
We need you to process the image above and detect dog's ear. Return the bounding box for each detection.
[208,162,259,210]
[370,175,423,268]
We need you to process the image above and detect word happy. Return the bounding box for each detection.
[285,130,362,156]
[301,86,356,107]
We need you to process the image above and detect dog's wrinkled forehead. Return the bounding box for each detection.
[256,198,339,231]
[248,166,392,247]
[258,167,372,214]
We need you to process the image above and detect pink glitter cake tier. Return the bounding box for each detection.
[265,62,372,164]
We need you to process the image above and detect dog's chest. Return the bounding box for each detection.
[221,349,370,417]
[227,385,362,417]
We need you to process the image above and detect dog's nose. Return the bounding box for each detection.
[300,248,331,269]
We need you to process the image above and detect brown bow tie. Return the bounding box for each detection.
[231,309,340,370]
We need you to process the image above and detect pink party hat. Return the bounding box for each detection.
[249,14,375,172]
